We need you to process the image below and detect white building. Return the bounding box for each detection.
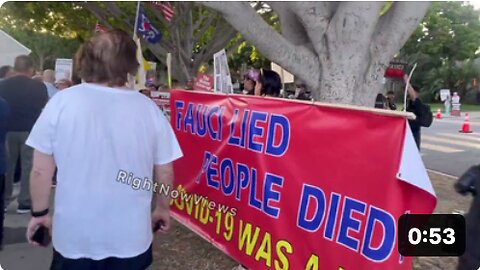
[0,29,31,66]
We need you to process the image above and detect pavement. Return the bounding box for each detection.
[0,111,478,270]
[0,184,53,270]
[421,111,480,177]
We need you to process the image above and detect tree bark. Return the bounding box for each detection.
[203,1,430,106]
[38,55,45,71]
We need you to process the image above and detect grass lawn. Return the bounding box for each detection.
[428,103,480,112]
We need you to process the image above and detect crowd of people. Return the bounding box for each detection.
[0,29,183,269]
[240,68,312,100]
[0,28,474,270]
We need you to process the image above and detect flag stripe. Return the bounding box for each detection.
[94,23,108,33]
[149,1,174,22]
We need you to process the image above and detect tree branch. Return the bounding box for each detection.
[203,1,320,88]
[193,4,205,30]
[147,44,168,66]
[104,2,123,18]
[353,2,430,106]
[175,29,192,79]
[373,2,430,61]
[79,2,113,28]
[193,15,217,45]
[269,2,309,46]
[186,6,194,58]
[326,2,383,62]
[226,38,245,58]
[87,2,174,69]
[194,23,237,65]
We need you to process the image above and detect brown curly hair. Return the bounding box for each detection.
[75,29,139,87]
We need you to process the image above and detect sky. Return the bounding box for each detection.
[469,0,480,10]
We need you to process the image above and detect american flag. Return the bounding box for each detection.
[149,2,174,22]
[94,23,108,33]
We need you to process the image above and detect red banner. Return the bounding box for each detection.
[193,73,214,92]
[169,90,436,270]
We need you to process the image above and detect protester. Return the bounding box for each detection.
[42,69,59,99]
[374,93,388,109]
[25,29,182,270]
[0,55,48,214]
[452,92,460,104]
[454,164,480,270]
[404,75,433,149]
[0,97,8,249]
[257,69,282,97]
[242,70,258,95]
[139,89,151,97]
[444,94,451,115]
[184,79,194,90]
[386,90,397,110]
[0,66,13,80]
[55,79,73,90]
[294,83,311,100]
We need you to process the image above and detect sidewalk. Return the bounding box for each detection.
[0,184,53,270]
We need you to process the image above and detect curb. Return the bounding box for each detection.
[427,169,458,179]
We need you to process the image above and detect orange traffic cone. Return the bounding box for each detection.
[459,113,473,133]
[436,109,442,119]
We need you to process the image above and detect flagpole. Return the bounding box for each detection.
[129,1,142,89]
[133,1,141,39]
[167,53,172,89]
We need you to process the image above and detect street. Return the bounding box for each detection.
[421,112,480,177]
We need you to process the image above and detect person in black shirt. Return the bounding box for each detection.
[374,93,388,109]
[257,69,282,97]
[0,66,13,80]
[404,75,433,149]
[0,97,8,249]
[386,90,397,110]
[0,55,48,213]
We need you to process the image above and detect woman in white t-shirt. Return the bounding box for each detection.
[25,29,182,270]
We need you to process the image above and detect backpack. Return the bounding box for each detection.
[418,103,433,127]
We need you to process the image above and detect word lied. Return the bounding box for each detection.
[174,101,291,157]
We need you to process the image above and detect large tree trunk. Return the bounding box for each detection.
[203,2,430,107]
[38,56,45,72]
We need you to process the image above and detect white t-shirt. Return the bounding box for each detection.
[26,83,183,259]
